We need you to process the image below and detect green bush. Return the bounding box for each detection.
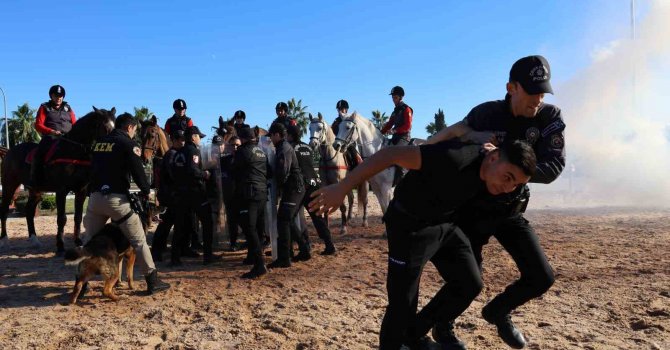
[41,195,57,210]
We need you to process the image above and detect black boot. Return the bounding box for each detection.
[145,270,170,295]
[432,320,467,350]
[292,250,312,262]
[203,253,223,265]
[241,264,268,279]
[268,259,291,269]
[482,305,526,349]
[320,242,336,255]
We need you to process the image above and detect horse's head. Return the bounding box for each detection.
[66,106,116,145]
[140,115,169,162]
[333,113,358,153]
[254,125,268,139]
[308,113,328,150]
[214,116,237,143]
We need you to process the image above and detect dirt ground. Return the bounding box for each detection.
[0,198,668,350]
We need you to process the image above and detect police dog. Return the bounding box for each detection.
[64,224,135,304]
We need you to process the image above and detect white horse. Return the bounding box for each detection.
[308,114,369,232]
[332,112,394,214]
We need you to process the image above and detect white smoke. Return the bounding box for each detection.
[543,0,670,207]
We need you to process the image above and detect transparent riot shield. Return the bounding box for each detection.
[200,142,226,246]
[259,136,279,260]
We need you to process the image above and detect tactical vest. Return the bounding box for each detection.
[294,142,319,185]
[167,115,192,133]
[390,102,412,133]
[42,102,73,133]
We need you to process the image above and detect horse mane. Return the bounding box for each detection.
[350,111,382,138]
[65,107,115,145]
[156,125,169,155]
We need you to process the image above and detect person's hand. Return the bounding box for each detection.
[308,184,348,216]
[51,130,63,136]
[463,130,496,144]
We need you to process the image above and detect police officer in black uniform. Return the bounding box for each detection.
[84,113,170,295]
[287,125,336,255]
[267,123,310,268]
[427,55,564,349]
[171,126,219,265]
[309,139,537,349]
[232,110,250,136]
[271,102,297,129]
[220,136,242,251]
[233,127,269,278]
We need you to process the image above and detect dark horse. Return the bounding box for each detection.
[0,107,116,253]
[138,115,170,228]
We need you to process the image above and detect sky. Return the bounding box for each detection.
[2,0,668,206]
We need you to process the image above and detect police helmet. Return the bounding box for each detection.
[49,85,66,97]
[173,99,187,110]
[389,86,405,97]
[275,102,289,112]
[234,110,246,120]
[336,100,349,110]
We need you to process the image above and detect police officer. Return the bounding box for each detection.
[331,99,363,169]
[29,85,77,187]
[150,130,199,261]
[232,110,250,136]
[164,99,194,136]
[271,102,297,129]
[171,126,219,265]
[427,55,564,349]
[221,136,242,251]
[287,125,336,255]
[233,127,269,278]
[381,86,413,146]
[309,140,536,349]
[84,113,170,295]
[267,123,311,268]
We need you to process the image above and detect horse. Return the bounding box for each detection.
[138,115,170,229]
[0,107,117,253]
[308,113,368,232]
[332,112,395,215]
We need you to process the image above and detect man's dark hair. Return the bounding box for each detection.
[269,123,287,139]
[286,124,301,140]
[498,140,537,177]
[115,113,138,130]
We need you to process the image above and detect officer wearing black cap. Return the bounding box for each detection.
[29,85,77,187]
[164,99,194,136]
[331,99,363,169]
[287,125,336,255]
[171,125,219,265]
[233,110,250,135]
[84,113,170,295]
[426,55,564,349]
[233,127,269,278]
[271,102,297,129]
[381,86,413,146]
[268,123,311,267]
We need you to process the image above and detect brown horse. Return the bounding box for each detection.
[0,107,116,253]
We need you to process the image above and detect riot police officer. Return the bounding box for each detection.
[287,125,336,255]
[232,110,250,136]
[267,123,310,268]
[164,99,194,136]
[233,127,269,279]
[271,102,297,129]
[171,126,219,265]
[29,85,77,187]
[84,113,170,295]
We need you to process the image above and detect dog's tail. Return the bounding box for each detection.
[64,247,91,266]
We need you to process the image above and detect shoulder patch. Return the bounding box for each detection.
[525,127,540,144]
[550,134,564,149]
[541,119,566,137]
[133,146,141,157]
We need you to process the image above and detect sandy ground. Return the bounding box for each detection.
[0,198,668,350]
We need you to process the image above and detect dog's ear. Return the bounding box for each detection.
[151,115,157,125]
[110,107,116,116]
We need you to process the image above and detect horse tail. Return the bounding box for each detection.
[64,246,91,266]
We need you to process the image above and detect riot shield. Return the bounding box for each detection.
[200,142,226,246]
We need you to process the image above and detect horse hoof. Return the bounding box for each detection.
[340,227,348,235]
[0,236,9,249]
[29,235,42,248]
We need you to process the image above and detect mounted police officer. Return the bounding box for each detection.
[426,55,565,349]
[331,99,362,169]
[268,123,311,268]
[233,127,269,279]
[83,113,170,295]
[381,86,413,146]
[164,99,194,136]
[171,126,219,265]
[29,85,77,187]
[232,110,250,136]
[271,102,297,129]
[287,125,336,255]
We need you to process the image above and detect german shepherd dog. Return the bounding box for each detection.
[64,224,136,304]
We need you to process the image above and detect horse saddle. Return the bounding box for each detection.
[25,140,59,165]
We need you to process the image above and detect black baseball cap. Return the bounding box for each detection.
[185,125,206,138]
[238,127,255,140]
[212,135,224,144]
[509,55,554,95]
[173,99,187,110]
[170,129,185,140]
[389,86,405,97]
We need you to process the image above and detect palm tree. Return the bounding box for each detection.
[0,103,40,147]
[426,108,447,137]
[287,98,309,137]
[133,106,154,122]
[371,110,388,131]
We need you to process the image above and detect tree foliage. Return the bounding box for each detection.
[1,103,40,147]
[287,98,309,137]
[426,108,447,137]
[371,110,388,131]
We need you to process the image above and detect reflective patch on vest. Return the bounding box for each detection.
[525,127,540,144]
[192,155,199,164]
[93,142,115,152]
[133,146,141,157]
[550,134,564,149]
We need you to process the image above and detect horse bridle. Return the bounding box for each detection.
[334,118,358,153]
[141,126,162,160]
[309,119,340,163]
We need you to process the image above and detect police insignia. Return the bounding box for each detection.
[193,155,199,164]
[525,127,540,144]
[133,146,141,156]
[181,120,187,127]
[550,134,564,148]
